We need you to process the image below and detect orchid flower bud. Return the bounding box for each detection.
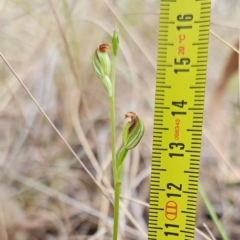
[92,44,112,96]
[122,112,145,150]
[112,29,119,56]
[117,112,145,180]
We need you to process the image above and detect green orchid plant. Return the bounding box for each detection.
[92,30,145,240]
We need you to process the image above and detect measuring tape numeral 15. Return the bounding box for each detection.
[147,0,211,239]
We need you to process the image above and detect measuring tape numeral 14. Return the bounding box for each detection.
[147,0,211,239]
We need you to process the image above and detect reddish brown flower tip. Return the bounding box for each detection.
[125,112,137,121]
[98,44,110,53]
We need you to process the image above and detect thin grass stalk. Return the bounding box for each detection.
[198,183,229,240]
[0,53,109,200]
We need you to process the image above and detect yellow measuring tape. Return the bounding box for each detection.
[147,0,211,239]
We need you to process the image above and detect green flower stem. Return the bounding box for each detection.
[109,94,117,182]
[199,183,229,240]
[112,147,128,240]
[113,148,128,240]
[109,52,119,240]
[109,53,118,183]
[113,181,121,240]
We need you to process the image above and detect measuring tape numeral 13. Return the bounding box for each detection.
[147,0,211,239]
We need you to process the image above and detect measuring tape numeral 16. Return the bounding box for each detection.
[147,0,211,239]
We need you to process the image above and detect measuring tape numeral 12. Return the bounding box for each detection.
[147,0,211,239]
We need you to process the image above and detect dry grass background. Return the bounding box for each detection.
[0,0,240,239]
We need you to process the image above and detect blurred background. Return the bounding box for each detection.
[0,0,240,239]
